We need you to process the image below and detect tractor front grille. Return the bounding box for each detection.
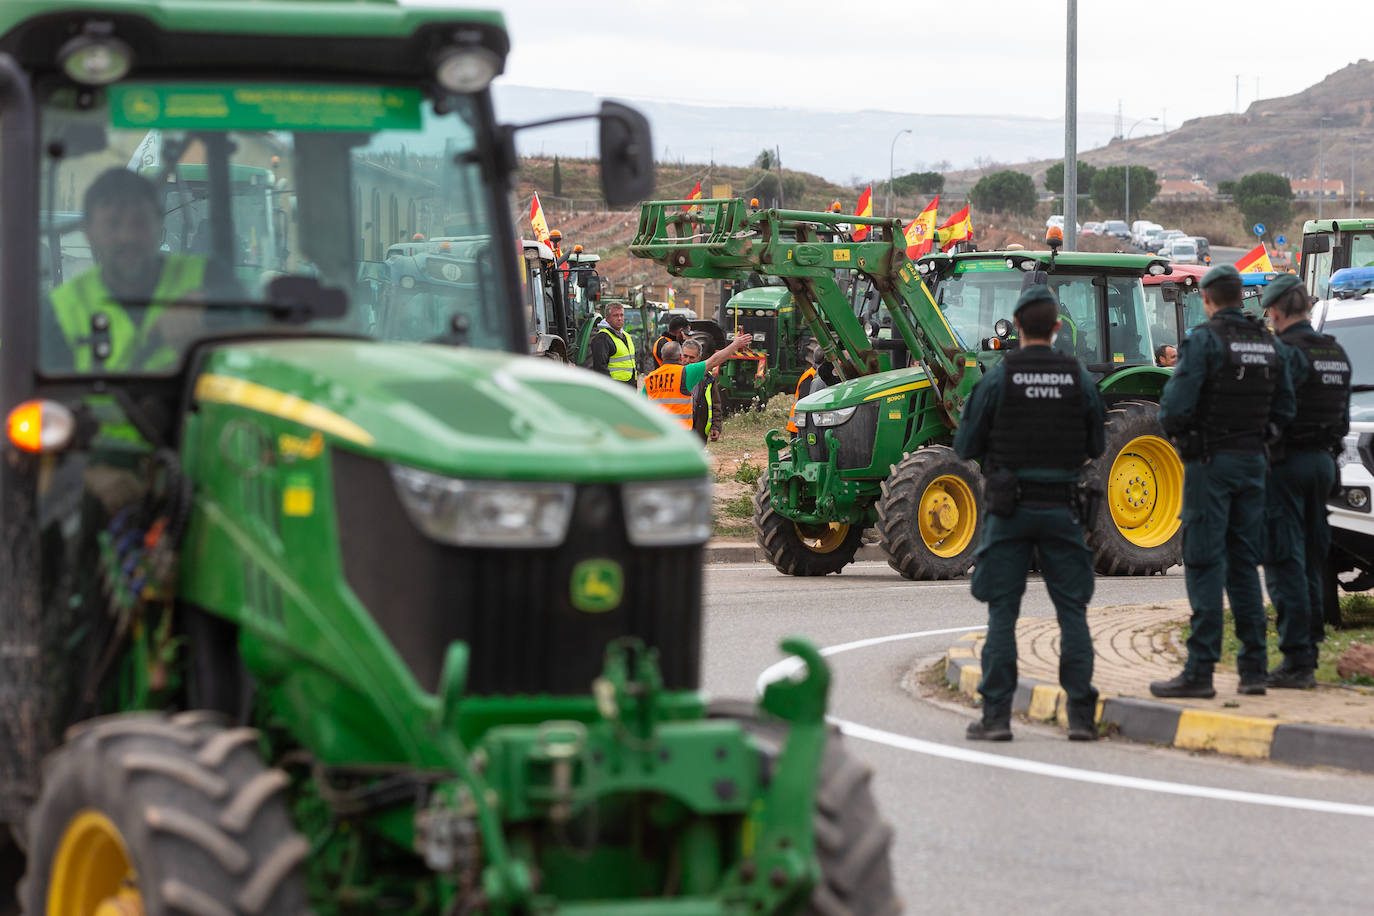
[803,403,878,471]
[728,314,778,363]
[331,451,702,696]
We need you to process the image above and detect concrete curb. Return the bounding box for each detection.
[942,635,1374,774]
[704,539,887,565]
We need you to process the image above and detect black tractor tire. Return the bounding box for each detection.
[20,712,309,915]
[753,477,865,576]
[1085,400,1184,576]
[708,702,902,916]
[876,446,983,580]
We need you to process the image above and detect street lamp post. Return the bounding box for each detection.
[1318,117,1332,221]
[888,128,912,217]
[1123,116,1158,239]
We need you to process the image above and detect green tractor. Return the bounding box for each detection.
[631,199,1183,579]
[1300,217,1374,298]
[714,285,814,413]
[0,3,897,913]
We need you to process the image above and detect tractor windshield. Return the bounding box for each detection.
[936,266,1154,367]
[37,80,511,375]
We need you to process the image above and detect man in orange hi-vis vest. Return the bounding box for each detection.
[643,332,753,430]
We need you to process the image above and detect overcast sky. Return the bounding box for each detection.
[407,0,1370,132]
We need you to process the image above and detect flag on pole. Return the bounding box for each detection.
[904,196,940,259]
[529,193,552,248]
[681,180,703,211]
[1234,242,1274,273]
[668,286,676,308]
[936,204,973,251]
[851,185,873,241]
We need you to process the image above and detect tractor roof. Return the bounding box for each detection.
[1303,218,1374,234]
[0,2,508,80]
[924,249,1168,276]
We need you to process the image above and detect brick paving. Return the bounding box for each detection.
[963,600,1374,731]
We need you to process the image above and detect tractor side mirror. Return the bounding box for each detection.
[1302,234,1330,255]
[598,101,654,207]
[1160,281,1178,303]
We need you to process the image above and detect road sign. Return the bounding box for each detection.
[1276,234,1287,247]
[1253,223,1266,236]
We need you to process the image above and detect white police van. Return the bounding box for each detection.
[1311,266,1374,623]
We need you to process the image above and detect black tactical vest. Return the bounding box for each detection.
[1280,325,1351,450]
[987,347,1088,471]
[1199,314,1279,453]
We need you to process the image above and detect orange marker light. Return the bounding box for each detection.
[8,401,41,452]
[549,229,562,242]
[7,399,75,453]
[749,198,760,208]
[413,232,425,241]
[1046,225,1064,243]
[439,241,452,251]
[573,244,583,254]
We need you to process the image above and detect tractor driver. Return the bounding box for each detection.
[45,167,240,372]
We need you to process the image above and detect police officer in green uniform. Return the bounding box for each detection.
[955,284,1106,742]
[1151,264,1296,698]
[1260,273,1351,687]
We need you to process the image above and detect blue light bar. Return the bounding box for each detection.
[1330,266,1374,293]
[1240,271,1282,286]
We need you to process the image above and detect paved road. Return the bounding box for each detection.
[702,562,1374,914]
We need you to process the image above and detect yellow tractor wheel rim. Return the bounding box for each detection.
[1107,434,1183,548]
[917,474,978,558]
[795,521,851,554]
[48,809,143,916]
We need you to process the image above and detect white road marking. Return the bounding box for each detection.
[757,626,1374,819]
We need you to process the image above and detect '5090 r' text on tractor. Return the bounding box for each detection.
[631,200,1182,579]
[0,3,896,913]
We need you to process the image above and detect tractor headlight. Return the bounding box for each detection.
[390,465,574,547]
[809,405,857,427]
[623,478,713,546]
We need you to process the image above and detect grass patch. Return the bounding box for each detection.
[720,401,792,437]
[1198,594,1374,686]
[719,495,753,519]
[731,461,762,486]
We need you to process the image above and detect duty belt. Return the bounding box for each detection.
[1018,480,1075,506]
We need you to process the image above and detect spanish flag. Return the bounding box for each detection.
[1234,242,1274,274]
[682,180,703,211]
[851,185,873,241]
[904,196,940,259]
[529,193,552,248]
[937,204,972,252]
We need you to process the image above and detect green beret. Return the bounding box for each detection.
[1259,272,1303,310]
[1199,263,1240,290]
[1014,283,1057,316]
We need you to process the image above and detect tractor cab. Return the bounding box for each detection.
[1301,218,1374,300]
[920,249,1168,381]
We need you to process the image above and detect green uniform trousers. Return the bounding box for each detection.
[1180,453,1269,678]
[970,504,1098,717]
[1263,448,1338,668]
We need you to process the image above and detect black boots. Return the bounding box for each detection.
[1149,670,1216,699]
[1237,671,1268,696]
[1067,704,1098,741]
[966,708,1012,741]
[1267,664,1317,689]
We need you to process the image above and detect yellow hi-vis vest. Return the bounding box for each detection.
[50,255,208,372]
[642,363,692,429]
[598,326,636,382]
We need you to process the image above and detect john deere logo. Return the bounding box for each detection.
[570,559,623,613]
[806,432,817,446]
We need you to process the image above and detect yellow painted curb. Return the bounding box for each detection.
[947,646,975,659]
[1174,709,1277,758]
[1028,684,1065,721]
[957,632,980,642]
[958,664,982,697]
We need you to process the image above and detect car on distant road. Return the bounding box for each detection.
[1131,220,1162,246]
[1165,238,1199,264]
[1139,226,1166,250]
[1149,229,1190,253]
[1082,221,1105,236]
[1103,219,1131,241]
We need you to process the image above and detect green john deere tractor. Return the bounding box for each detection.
[631,199,1183,579]
[0,3,897,913]
[714,285,814,413]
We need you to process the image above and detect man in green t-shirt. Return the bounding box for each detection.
[641,332,752,430]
